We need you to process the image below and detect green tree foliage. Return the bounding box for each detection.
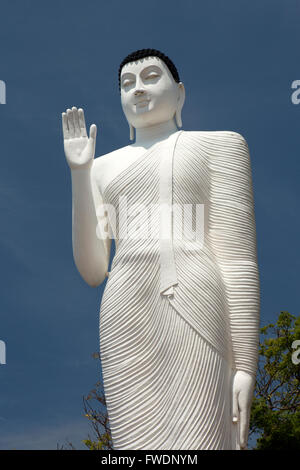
[249,311,300,450]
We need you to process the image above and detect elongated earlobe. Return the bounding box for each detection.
[175,82,185,129]
[175,109,182,128]
[129,123,135,141]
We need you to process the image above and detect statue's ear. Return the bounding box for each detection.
[175,82,185,128]
[129,123,135,141]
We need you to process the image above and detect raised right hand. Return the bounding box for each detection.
[62,106,97,170]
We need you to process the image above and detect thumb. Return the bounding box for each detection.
[87,124,97,154]
[89,124,97,140]
[232,389,239,424]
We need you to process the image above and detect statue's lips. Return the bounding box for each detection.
[134,99,150,106]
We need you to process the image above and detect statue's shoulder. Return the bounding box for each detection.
[182,129,247,145]
[94,144,129,167]
[182,130,249,163]
[92,144,130,177]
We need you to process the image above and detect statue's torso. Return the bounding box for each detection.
[98,130,243,363]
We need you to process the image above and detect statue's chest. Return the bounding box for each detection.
[102,134,216,251]
[103,133,213,208]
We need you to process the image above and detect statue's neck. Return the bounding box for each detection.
[133,119,178,148]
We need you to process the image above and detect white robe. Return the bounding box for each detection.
[98,130,260,450]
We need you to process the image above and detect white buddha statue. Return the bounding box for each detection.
[62,49,260,450]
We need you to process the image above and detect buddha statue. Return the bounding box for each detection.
[61,49,260,450]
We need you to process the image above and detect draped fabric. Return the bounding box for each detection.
[98,130,259,450]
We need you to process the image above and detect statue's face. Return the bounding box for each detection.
[120,57,182,129]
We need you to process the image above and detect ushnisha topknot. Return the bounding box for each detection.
[118,49,180,92]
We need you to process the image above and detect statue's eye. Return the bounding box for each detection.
[122,79,134,87]
[145,73,159,80]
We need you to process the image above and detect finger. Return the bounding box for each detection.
[78,108,87,138]
[62,112,69,140]
[89,124,97,141]
[67,108,75,138]
[87,124,97,156]
[239,407,248,449]
[72,106,81,138]
[232,390,239,424]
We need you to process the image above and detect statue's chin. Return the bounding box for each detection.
[129,111,176,130]
[125,99,176,129]
[134,106,151,118]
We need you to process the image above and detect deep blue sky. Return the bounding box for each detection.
[0,0,299,450]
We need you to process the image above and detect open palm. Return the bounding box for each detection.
[62,106,97,170]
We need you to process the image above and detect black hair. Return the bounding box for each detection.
[118,48,180,92]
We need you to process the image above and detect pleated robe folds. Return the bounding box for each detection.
[98,130,260,450]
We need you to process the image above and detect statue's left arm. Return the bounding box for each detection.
[208,131,260,448]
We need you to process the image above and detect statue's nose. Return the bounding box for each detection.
[134,89,145,96]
